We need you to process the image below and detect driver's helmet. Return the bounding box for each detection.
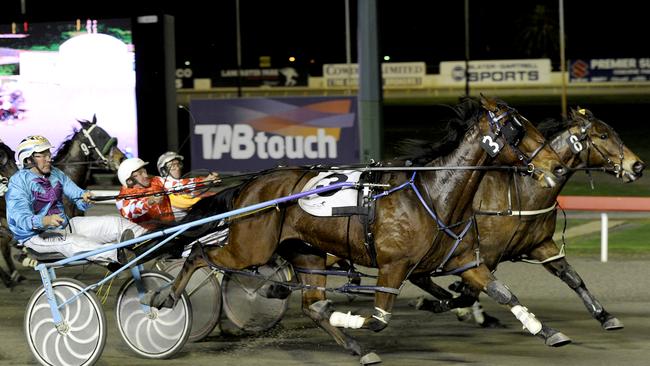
[17,135,52,169]
[157,151,184,177]
[117,157,149,187]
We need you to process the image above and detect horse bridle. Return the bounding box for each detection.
[79,124,118,168]
[486,107,548,175]
[554,115,626,177]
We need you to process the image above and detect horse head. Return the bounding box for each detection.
[75,114,125,171]
[564,108,644,182]
[477,95,566,187]
[0,139,18,193]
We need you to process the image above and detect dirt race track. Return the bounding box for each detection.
[1,255,649,366]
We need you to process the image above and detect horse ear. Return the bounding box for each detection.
[569,107,587,120]
[92,114,97,124]
[479,94,496,112]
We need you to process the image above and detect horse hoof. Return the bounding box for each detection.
[479,313,505,328]
[359,352,382,365]
[545,332,572,347]
[602,317,624,330]
[408,296,425,310]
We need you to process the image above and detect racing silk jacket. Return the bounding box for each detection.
[162,176,212,220]
[116,176,174,228]
[5,168,90,243]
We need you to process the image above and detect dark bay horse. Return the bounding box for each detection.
[146,96,567,363]
[0,139,19,287]
[54,115,125,217]
[412,107,644,334]
[0,117,124,287]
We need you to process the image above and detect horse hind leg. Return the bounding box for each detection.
[141,244,208,308]
[542,257,623,330]
[462,265,572,347]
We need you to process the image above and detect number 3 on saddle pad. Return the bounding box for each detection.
[480,133,504,157]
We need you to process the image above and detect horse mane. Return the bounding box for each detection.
[391,97,481,165]
[53,120,92,160]
[176,182,251,237]
[537,118,569,139]
[53,130,78,160]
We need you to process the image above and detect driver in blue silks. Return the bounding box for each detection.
[5,135,146,262]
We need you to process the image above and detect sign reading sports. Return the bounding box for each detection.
[190,97,359,172]
[439,59,551,86]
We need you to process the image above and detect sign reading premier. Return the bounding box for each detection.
[190,97,359,171]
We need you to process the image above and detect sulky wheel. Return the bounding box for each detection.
[115,270,192,359]
[163,260,222,342]
[221,257,293,333]
[25,278,106,366]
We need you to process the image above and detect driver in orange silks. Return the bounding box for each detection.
[115,156,218,230]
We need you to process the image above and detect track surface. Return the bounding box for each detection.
[1,254,648,366]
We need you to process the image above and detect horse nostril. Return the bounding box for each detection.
[633,161,645,174]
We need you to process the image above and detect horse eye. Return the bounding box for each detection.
[600,133,608,139]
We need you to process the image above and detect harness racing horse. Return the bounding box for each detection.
[144,96,567,364]
[54,115,125,217]
[0,140,19,287]
[412,107,645,333]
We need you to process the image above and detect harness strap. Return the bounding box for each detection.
[432,259,482,276]
[81,124,109,166]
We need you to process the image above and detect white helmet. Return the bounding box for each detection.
[157,151,184,176]
[17,135,53,168]
[117,157,148,186]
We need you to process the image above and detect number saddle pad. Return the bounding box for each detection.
[298,170,362,217]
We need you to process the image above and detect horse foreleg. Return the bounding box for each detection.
[290,253,366,358]
[529,242,623,330]
[408,275,502,327]
[332,262,408,333]
[461,264,571,347]
[409,275,473,311]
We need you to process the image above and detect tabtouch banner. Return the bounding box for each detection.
[190,97,359,172]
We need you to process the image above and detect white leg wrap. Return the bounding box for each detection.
[329,311,365,329]
[471,301,486,325]
[451,307,472,322]
[511,305,542,335]
[371,307,391,324]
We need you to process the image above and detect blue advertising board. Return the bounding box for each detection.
[190,97,359,172]
[569,58,650,82]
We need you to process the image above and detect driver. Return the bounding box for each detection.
[5,135,146,262]
[156,151,219,220]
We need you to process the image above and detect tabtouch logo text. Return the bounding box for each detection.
[195,124,338,160]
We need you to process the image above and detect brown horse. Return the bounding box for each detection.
[320,107,646,331]
[412,107,645,332]
[0,140,19,287]
[54,115,125,217]
[145,96,567,363]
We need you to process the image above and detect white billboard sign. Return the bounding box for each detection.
[439,59,552,86]
[323,62,426,87]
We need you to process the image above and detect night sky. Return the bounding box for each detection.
[0,0,644,79]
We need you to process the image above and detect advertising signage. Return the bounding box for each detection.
[570,58,650,82]
[190,97,359,172]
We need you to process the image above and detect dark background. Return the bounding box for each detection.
[1,1,643,77]
[1,1,647,162]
